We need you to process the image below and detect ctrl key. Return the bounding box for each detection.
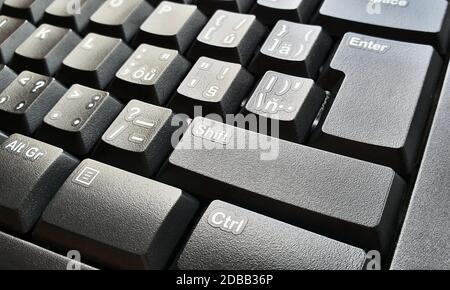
[33,159,199,269]
[176,201,366,270]
[0,134,78,234]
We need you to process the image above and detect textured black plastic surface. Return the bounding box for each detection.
[177,200,366,270]
[391,64,450,270]
[0,134,78,233]
[160,117,406,253]
[34,159,199,269]
[313,33,442,174]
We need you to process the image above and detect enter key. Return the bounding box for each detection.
[311,33,442,174]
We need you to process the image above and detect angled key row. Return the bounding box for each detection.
[2,0,449,55]
[0,133,200,269]
[0,27,444,175]
[0,131,380,270]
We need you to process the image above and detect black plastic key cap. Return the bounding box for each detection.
[188,10,266,65]
[196,0,255,16]
[88,0,153,42]
[94,100,179,177]
[315,0,450,54]
[170,57,253,118]
[252,0,320,27]
[57,33,132,89]
[391,65,450,270]
[249,21,331,78]
[11,24,81,76]
[0,134,78,233]
[133,1,206,53]
[36,84,123,156]
[2,0,53,24]
[43,0,104,33]
[311,33,442,174]
[33,159,199,270]
[0,71,66,135]
[0,231,95,270]
[0,15,35,63]
[160,117,406,253]
[177,200,366,270]
[242,71,325,143]
[109,44,191,106]
[0,64,16,92]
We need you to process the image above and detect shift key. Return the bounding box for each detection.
[159,117,406,254]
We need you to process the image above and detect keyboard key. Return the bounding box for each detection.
[311,33,442,174]
[36,84,123,156]
[57,33,132,89]
[0,15,35,63]
[252,0,320,27]
[188,10,266,65]
[2,0,53,24]
[242,71,325,143]
[196,0,255,16]
[10,24,81,76]
[0,71,66,135]
[0,231,95,270]
[170,56,253,117]
[177,200,366,270]
[391,65,450,270]
[160,117,406,253]
[249,21,331,78]
[0,134,78,233]
[88,0,153,42]
[109,44,191,106]
[133,1,207,53]
[33,159,199,269]
[94,100,178,177]
[43,0,104,33]
[315,0,450,54]
[0,64,16,92]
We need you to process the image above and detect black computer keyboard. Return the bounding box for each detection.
[0,0,449,271]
